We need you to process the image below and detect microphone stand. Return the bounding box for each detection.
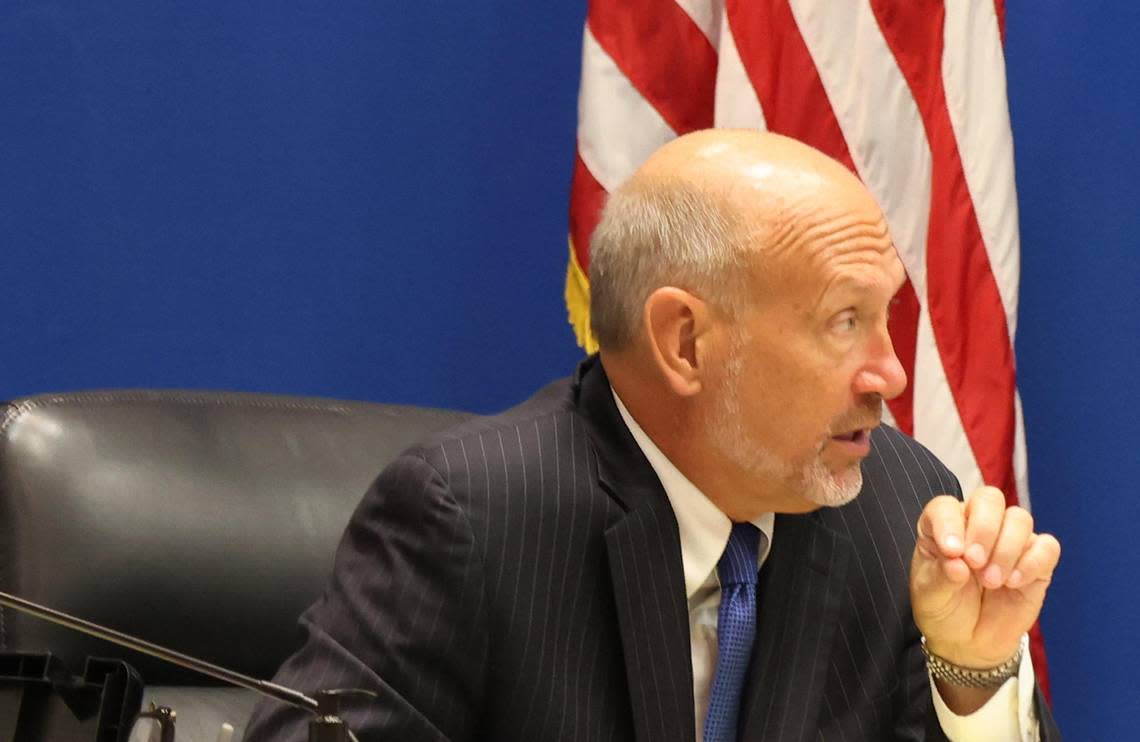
[0,590,370,742]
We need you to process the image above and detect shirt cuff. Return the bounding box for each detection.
[930,634,1040,742]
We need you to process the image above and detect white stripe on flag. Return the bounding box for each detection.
[942,0,1029,507]
[1013,391,1031,509]
[913,313,985,495]
[675,0,722,47]
[942,0,1022,339]
[577,27,677,193]
[713,13,768,130]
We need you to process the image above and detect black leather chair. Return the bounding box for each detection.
[0,390,469,741]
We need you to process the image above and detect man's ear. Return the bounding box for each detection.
[643,287,711,398]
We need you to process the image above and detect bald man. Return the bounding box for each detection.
[245,131,1060,741]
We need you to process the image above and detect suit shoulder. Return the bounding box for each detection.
[401,376,588,489]
[862,424,963,505]
[418,374,572,439]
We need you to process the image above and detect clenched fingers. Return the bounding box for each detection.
[916,495,970,583]
[915,487,1060,592]
[981,505,1034,588]
[1008,532,1061,590]
[963,486,1008,570]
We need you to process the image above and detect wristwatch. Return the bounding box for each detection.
[920,637,1022,688]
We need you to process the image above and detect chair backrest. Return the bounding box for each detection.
[0,390,469,686]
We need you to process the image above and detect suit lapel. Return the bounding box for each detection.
[574,356,696,742]
[605,507,695,742]
[739,512,852,742]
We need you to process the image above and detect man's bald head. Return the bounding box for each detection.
[588,129,875,351]
[638,129,857,195]
[590,129,904,518]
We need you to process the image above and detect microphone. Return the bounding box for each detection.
[0,590,373,742]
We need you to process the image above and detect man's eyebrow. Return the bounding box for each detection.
[827,274,888,294]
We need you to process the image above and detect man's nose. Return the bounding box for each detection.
[853,329,908,400]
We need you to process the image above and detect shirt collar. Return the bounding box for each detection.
[613,390,775,598]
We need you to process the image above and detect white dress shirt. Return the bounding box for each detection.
[613,392,1038,741]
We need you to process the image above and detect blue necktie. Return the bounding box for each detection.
[703,522,761,742]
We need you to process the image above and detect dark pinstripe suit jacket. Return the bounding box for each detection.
[245,355,1059,741]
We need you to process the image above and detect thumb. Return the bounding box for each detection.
[911,516,972,614]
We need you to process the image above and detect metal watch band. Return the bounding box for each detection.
[920,637,1022,688]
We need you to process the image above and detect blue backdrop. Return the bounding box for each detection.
[1006,2,1140,737]
[1,2,1133,736]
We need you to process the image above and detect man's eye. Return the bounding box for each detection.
[832,312,857,333]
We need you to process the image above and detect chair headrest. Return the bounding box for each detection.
[0,390,469,684]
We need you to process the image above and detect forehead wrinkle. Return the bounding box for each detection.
[794,214,898,309]
[742,184,887,249]
[756,208,889,273]
[736,213,894,313]
[801,214,891,252]
[811,245,904,310]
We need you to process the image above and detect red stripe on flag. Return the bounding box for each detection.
[994,0,1006,46]
[725,0,856,171]
[886,279,920,437]
[569,149,608,273]
[587,0,717,135]
[868,0,1018,500]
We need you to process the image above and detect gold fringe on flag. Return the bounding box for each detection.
[564,237,597,354]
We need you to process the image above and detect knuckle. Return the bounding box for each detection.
[965,488,1004,519]
[1039,534,1062,560]
[993,535,1021,559]
[968,515,999,538]
[976,485,1006,504]
[1005,506,1034,531]
[923,497,960,528]
[929,494,959,511]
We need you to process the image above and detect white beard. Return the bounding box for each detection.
[707,343,863,509]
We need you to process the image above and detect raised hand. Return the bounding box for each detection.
[910,487,1060,711]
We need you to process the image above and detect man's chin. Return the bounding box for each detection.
[802,465,863,508]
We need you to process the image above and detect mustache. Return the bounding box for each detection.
[829,397,884,435]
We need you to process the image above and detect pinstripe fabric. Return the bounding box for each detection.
[244,355,1058,741]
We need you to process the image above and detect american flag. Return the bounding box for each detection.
[565,0,1049,697]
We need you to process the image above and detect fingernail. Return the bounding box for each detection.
[966,543,986,565]
[944,535,962,551]
[1007,569,1024,588]
[984,564,1002,587]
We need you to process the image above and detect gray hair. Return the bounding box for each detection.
[588,176,753,351]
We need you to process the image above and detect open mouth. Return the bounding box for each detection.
[830,428,871,445]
